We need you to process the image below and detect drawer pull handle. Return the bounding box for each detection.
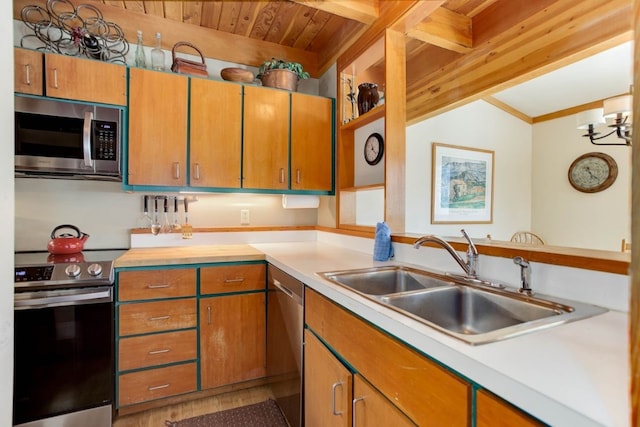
[148,349,170,355]
[194,163,201,180]
[224,278,244,284]
[52,68,59,88]
[24,64,31,85]
[296,168,301,184]
[173,162,181,179]
[149,315,170,321]
[148,383,170,391]
[331,381,344,415]
[352,396,365,423]
[207,305,211,325]
[147,284,170,289]
[279,168,285,183]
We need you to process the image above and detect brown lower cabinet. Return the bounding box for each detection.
[116,263,266,410]
[305,288,469,426]
[476,389,545,427]
[304,330,415,427]
[200,292,266,389]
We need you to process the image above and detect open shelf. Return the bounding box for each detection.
[340,104,386,130]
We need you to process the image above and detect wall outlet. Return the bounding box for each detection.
[240,209,250,225]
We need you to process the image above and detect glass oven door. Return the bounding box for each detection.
[13,287,114,426]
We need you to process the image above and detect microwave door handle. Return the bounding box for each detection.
[83,111,94,167]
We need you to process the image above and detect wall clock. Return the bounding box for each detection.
[364,132,384,165]
[568,152,618,193]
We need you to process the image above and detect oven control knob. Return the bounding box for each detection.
[65,264,82,277]
[87,263,103,276]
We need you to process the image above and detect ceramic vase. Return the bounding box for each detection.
[357,83,379,115]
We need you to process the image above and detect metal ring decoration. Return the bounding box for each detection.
[20,0,128,63]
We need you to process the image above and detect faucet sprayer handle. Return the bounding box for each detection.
[513,256,532,295]
[460,229,478,256]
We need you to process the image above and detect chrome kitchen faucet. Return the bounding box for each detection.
[413,229,479,279]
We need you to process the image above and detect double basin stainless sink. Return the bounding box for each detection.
[318,265,607,345]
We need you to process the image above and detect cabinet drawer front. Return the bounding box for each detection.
[119,330,197,371]
[200,264,265,294]
[118,362,197,407]
[119,299,197,336]
[305,289,470,426]
[118,269,196,301]
[476,390,544,427]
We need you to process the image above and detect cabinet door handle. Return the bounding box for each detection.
[296,168,301,184]
[194,163,201,181]
[331,381,344,415]
[173,162,180,179]
[148,348,170,355]
[52,68,59,89]
[24,64,31,85]
[147,283,170,289]
[207,305,211,325]
[149,315,170,321]
[148,383,170,391]
[352,396,365,424]
[279,168,285,183]
[224,277,244,284]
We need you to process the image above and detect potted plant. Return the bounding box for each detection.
[257,58,310,91]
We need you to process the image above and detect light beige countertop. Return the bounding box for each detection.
[114,244,265,267]
[114,241,629,426]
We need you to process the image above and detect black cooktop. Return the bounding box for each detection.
[14,249,128,291]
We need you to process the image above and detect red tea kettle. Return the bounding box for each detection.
[47,224,90,255]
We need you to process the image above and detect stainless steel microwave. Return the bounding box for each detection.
[15,96,123,181]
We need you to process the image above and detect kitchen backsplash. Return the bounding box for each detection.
[14,178,318,251]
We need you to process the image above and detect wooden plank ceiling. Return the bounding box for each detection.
[13,0,633,124]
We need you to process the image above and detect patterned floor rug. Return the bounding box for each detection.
[164,399,289,427]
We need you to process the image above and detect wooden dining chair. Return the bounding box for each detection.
[510,231,545,245]
[621,238,631,252]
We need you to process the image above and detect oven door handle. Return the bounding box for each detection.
[83,111,94,168]
[14,287,112,310]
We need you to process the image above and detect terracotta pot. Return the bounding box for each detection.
[357,83,379,115]
[260,69,299,91]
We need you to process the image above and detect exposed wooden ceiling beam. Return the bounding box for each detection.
[291,0,379,25]
[406,7,472,54]
[404,0,633,124]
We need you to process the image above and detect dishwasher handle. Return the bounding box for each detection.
[272,278,303,306]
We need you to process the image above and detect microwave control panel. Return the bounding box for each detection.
[92,120,118,160]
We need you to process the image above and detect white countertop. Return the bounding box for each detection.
[253,241,629,427]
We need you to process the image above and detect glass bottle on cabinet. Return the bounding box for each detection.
[135,30,146,68]
[151,32,165,71]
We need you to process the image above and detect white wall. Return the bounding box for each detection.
[405,100,532,242]
[2,1,14,424]
[14,179,319,251]
[532,115,630,250]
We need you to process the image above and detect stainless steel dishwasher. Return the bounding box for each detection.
[267,265,304,427]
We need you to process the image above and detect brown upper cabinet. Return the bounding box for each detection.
[128,67,189,186]
[242,85,290,191]
[14,48,43,96]
[14,48,127,106]
[291,92,333,192]
[189,78,243,189]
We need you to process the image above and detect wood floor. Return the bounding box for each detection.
[113,386,275,427]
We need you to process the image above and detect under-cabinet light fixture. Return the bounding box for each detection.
[576,88,633,146]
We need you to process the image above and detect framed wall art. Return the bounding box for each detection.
[431,143,494,224]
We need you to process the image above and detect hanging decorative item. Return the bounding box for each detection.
[20,0,129,64]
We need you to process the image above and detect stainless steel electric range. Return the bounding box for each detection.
[13,249,126,427]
